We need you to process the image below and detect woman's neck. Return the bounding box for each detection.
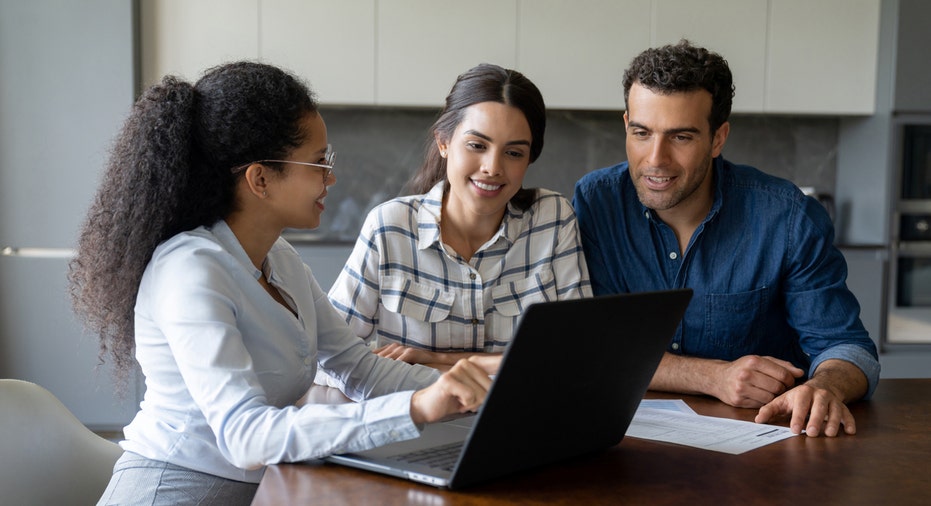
[440,199,505,262]
[224,212,282,271]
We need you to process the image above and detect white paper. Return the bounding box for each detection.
[626,403,797,454]
[636,398,697,415]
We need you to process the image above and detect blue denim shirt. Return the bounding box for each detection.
[573,157,880,398]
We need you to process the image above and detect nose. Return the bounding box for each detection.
[481,150,503,175]
[646,137,671,167]
[325,170,337,187]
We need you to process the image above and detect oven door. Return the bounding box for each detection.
[888,240,931,343]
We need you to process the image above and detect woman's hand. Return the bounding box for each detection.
[409,355,502,424]
[375,343,502,372]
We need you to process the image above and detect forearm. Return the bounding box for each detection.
[648,352,726,397]
[430,350,503,366]
[806,358,869,403]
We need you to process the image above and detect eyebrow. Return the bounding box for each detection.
[627,121,702,135]
[463,129,531,147]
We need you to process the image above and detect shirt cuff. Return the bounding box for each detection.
[808,343,881,400]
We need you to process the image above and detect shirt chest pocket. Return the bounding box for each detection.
[491,270,556,317]
[380,276,454,322]
[379,276,455,348]
[703,286,772,359]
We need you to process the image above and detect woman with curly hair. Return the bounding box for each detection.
[69,61,498,505]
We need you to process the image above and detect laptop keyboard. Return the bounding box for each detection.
[391,441,463,471]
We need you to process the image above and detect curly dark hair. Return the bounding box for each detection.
[622,39,735,134]
[68,61,318,389]
[405,63,544,210]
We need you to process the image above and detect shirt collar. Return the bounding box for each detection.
[415,181,525,251]
[210,219,263,281]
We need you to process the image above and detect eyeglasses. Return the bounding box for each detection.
[230,144,336,184]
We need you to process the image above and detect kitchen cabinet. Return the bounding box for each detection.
[516,0,649,110]
[261,1,376,104]
[375,0,518,106]
[766,0,880,114]
[652,0,767,113]
[140,0,882,111]
[841,248,887,348]
[139,0,259,86]
[892,0,931,112]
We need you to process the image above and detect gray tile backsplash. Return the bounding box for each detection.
[311,107,838,243]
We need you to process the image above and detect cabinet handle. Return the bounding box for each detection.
[1,247,76,258]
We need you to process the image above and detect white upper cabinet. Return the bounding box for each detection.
[261,0,376,105]
[375,0,518,107]
[766,0,880,114]
[140,0,882,114]
[140,0,259,87]
[517,0,650,110]
[652,0,768,113]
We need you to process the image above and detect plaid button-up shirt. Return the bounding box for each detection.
[328,182,592,352]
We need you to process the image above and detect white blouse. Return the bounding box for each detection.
[122,220,439,483]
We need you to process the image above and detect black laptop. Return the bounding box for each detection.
[324,289,693,489]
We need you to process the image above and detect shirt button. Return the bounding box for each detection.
[644,211,650,219]
[671,342,680,351]
[469,272,476,280]
[669,251,678,260]
[471,318,479,325]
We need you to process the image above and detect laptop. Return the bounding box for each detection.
[325,288,693,489]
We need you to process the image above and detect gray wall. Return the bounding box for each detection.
[311,107,839,243]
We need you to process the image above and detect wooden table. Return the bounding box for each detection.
[253,379,931,505]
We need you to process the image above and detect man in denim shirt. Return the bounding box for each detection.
[573,41,880,438]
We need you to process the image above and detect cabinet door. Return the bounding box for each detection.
[517,0,650,110]
[653,0,767,113]
[841,248,886,348]
[766,0,880,114]
[140,0,259,86]
[261,0,376,105]
[376,0,518,106]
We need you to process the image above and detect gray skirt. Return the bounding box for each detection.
[96,452,258,506]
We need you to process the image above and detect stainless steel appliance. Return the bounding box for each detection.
[888,120,931,343]
[0,1,140,429]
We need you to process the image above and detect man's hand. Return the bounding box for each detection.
[754,359,868,437]
[755,382,854,436]
[409,355,501,424]
[712,355,804,408]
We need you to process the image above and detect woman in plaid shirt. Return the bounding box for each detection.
[327,64,592,371]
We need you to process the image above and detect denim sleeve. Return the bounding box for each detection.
[783,197,880,399]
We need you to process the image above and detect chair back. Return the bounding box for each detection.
[0,379,123,505]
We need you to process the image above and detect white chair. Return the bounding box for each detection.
[0,379,123,505]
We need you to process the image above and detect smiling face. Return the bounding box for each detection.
[437,101,532,226]
[624,82,729,222]
[266,111,335,230]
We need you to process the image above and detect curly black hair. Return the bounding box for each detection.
[405,63,544,210]
[68,61,318,389]
[622,40,735,134]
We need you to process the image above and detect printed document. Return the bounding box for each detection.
[626,401,797,454]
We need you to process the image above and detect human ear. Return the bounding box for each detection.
[244,163,270,198]
[711,121,730,157]
[435,134,449,158]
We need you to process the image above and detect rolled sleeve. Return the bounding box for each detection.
[808,343,881,400]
